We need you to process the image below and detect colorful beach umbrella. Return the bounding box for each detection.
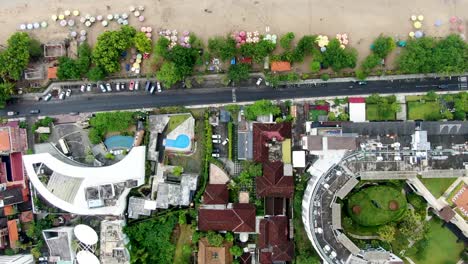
[417,15,424,21]
[413,21,422,29]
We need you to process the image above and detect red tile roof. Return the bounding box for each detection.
[312,104,330,112]
[271,61,291,72]
[240,252,252,264]
[7,220,18,249]
[3,206,14,216]
[20,211,33,223]
[198,203,256,232]
[258,216,294,263]
[0,126,28,154]
[256,161,294,198]
[253,123,292,163]
[9,153,24,183]
[348,97,365,103]
[203,184,229,205]
[47,67,58,79]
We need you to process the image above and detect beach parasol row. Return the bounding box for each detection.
[159,29,191,48]
[20,21,48,30]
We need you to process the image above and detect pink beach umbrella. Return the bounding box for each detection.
[239,31,246,37]
[458,25,465,32]
[141,26,147,32]
[235,36,242,43]
[183,30,190,36]
[139,16,145,22]
[146,32,152,38]
[450,16,458,24]
[147,27,152,33]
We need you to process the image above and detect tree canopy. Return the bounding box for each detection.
[57,42,92,80]
[28,38,43,62]
[372,35,395,59]
[208,36,237,61]
[92,26,136,74]
[228,63,250,83]
[134,32,152,53]
[244,100,281,120]
[157,62,180,88]
[322,39,357,71]
[279,32,295,50]
[0,32,31,81]
[0,82,14,108]
[87,66,105,82]
[397,35,468,74]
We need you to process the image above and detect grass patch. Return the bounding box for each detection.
[167,114,191,134]
[346,185,407,226]
[419,177,457,198]
[407,101,440,120]
[342,216,379,236]
[173,224,194,264]
[228,122,233,160]
[406,218,465,264]
[309,110,327,121]
[405,95,423,102]
[366,104,396,121]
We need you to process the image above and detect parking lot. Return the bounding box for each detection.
[212,122,229,159]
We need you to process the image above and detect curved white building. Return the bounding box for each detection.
[23,146,146,215]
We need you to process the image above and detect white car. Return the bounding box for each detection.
[222,138,229,146]
[212,139,221,144]
[134,81,140,90]
[43,93,52,101]
[115,82,120,91]
[157,82,162,93]
[211,153,220,158]
[66,89,72,97]
[106,83,112,92]
[212,135,221,139]
[86,84,92,92]
[7,111,18,116]
[256,77,263,86]
[59,91,66,100]
[99,84,106,93]
[80,84,86,92]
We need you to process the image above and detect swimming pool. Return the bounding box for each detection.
[164,134,190,149]
[104,135,133,150]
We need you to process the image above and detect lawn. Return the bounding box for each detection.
[167,114,191,134]
[407,101,440,120]
[309,110,327,121]
[346,186,407,226]
[407,218,465,264]
[173,224,194,264]
[419,177,457,198]
[366,104,396,121]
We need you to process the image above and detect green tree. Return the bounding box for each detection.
[265,73,280,88]
[292,35,317,62]
[320,73,330,81]
[322,39,357,71]
[0,82,14,108]
[87,66,105,81]
[76,42,92,75]
[208,36,237,61]
[309,61,321,73]
[154,37,170,60]
[207,231,224,247]
[355,69,367,80]
[377,224,396,242]
[178,211,186,225]
[0,32,31,81]
[57,57,80,80]
[230,245,243,258]
[105,153,115,160]
[361,54,381,73]
[244,100,281,120]
[157,62,180,88]
[399,210,426,242]
[372,35,396,59]
[225,232,234,242]
[424,90,438,101]
[327,112,336,121]
[453,110,466,120]
[173,166,183,176]
[134,32,152,53]
[228,63,250,83]
[28,38,43,61]
[279,32,295,50]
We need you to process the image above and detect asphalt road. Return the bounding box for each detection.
[1,77,465,117]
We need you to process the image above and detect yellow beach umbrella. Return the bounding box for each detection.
[409,31,415,38]
[58,14,65,20]
[418,15,424,21]
[413,21,422,29]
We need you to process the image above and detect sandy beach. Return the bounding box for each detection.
[0,0,466,62]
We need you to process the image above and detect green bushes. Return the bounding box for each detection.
[279,32,295,50]
[309,61,321,73]
[244,100,281,120]
[228,63,250,83]
[321,39,358,71]
[227,122,233,160]
[208,36,237,61]
[358,35,395,79]
[193,111,212,204]
[88,112,135,144]
[320,73,330,81]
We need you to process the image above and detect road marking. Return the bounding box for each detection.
[232,88,237,103]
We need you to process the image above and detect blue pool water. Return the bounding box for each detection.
[104,135,134,150]
[165,134,190,149]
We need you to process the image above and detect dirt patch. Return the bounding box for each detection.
[388,200,399,210]
[352,205,362,215]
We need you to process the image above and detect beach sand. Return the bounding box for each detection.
[0,0,466,63]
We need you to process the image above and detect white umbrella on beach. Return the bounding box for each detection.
[97,15,103,21]
[123,20,129,25]
[114,14,120,20]
[67,20,75,26]
[411,15,417,21]
[85,14,91,20]
[141,26,147,32]
[434,19,442,27]
[73,10,80,16]
[64,10,71,16]
[20,24,26,30]
[70,31,77,37]
[417,15,424,21]
[80,17,86,23]
[122,13,129,19]
[33,22,40,29]
[415,31,423,38]
[80,35,86,42]
[85,21,91,27]
[102,20,108,27]
[147,27,153,33]
[90,17,96,23]
[107,14,113,20]
[129,6,136,12]
[409,31,415,38]
[134,11,140,17]
[80,30,87,36]
[138,6,145,11]
[51,15,58,21]
[27,23,33,30]
[117,18,124,24]
[41,21,48,28]
[413,21,422,29]
[58,14,65,20]
[59,20,67,27]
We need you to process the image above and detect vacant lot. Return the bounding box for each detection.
[173,224,194,264]
[347,185,407,226]
[407,101,440,120]
[366,104,396,121]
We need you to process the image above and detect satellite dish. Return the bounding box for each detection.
[74,224,98,245]
[76,251,100,264]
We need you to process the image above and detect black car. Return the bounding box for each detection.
[212,148,220,153]
[29,109,40,114]
[145,81,151,91]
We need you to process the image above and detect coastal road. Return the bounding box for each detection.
[1,77,466,117]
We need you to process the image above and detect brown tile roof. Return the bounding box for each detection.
[47,67,58,79]
[253,123,292,163]
[258,216,294,263]
[452,184,468,216]
[198,203,256,232]
[198,237,232,264]
[271,61,291,72]
[439,206,455,222]
[20,211,33,223]
[203,184,229,205]
[327,137,358,150]
[0,126,28,154]
[3,206,14,216]
[0,128,11,153]
[7,220,18,249]
[239,252,252,264]
[256,161,294,198]
[265,197,285,216]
